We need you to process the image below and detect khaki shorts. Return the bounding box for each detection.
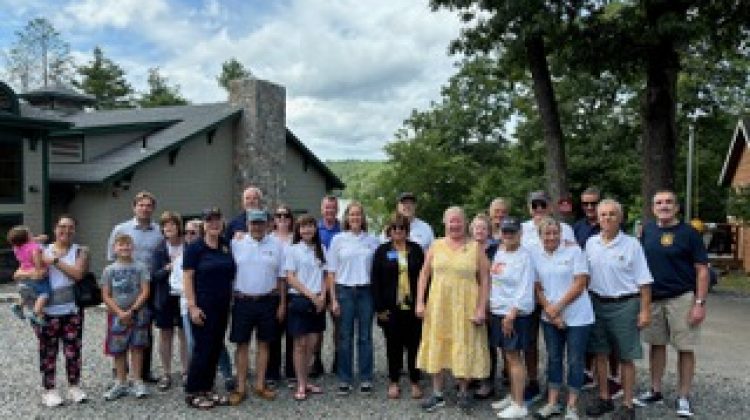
[642,292,700,351]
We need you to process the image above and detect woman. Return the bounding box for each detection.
[531,217,592,420]
[151,211,188,390]
[14,214,89,407]
[267,204,295,387]
[183,208,235,409]
[488,217,536,419]
[327,201,380,395]
[371,213,425,400]
[284,214,328,400]
[415,206,490,413]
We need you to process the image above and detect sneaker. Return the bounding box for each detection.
[564,405,580,420]
[524,382,543,406]
[11,304,25,320]
[41,389,63,407]
[613,405,635,420]
[608,377,623,399]
[66,386,88,403]
[103,383,130,401]
[675,397,694,417]
[132,381,148,398]
[632,389,664,407]
[582,370,595,390]
[360,382,373,394]
[498,402,529,419]
[585,397,614,417]
[224,375,237,392]
[491,395,513,411]
[29,313,48,327]
[457,392,472,413]
[421,394,446,412]
[337,383,352,396]
[536,402,563,418]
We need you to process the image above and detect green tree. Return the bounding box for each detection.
[217,58,252,91]
[74,46,134,109]
[138,67,188,108]
[3,17,74,90]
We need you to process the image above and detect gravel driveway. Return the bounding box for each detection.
[1,285,748,419]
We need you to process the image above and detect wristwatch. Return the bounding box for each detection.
[694,298,706,306]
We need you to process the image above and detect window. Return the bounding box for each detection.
[0,138,23,203]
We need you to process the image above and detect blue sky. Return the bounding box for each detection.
[0,0,464,160]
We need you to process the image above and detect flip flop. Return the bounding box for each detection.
[185,394,214,410]
[306,384,323,395]
[387,384,401,399]
[228,390,247,406]
[293,390,307,401]
[207,392,230,406]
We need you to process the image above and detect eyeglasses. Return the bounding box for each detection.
[185,230,198,235]
[582,201,599,208]
[531,201,547,210]
[275,213,292,219]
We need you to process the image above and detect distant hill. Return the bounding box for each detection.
[327,160,386,184]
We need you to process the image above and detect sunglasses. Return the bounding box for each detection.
[390,225,408,231]
[531,201,547,210]
[275,213,292,219]
[582,201,599,208]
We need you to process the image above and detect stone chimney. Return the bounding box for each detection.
[228,77,286,212]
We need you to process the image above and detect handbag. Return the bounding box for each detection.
[75,271,102,308]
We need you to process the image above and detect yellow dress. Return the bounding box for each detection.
[416,238,489,378]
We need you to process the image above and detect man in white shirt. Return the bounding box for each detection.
[380,192,434,251]
[106,191,163,383]
[228,210,286,403]
[584,199,652,420]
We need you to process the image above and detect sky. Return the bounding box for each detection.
[0,0,465,160]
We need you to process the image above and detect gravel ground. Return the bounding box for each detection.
[1,285,748,419]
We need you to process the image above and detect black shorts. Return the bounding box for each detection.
[154,295,182,329]
[286,294,326,338]
[229,295,279,343]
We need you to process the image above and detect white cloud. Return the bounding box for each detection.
[61,0,169,29]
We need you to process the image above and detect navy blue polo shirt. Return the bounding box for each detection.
[183,238,236,302]
[224,212,248,243]
[573,218,600,249]
[318,219,341,250]
[641,221,708,300]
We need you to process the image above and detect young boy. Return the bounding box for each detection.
[101,233,152,400]
[7,225,50,327]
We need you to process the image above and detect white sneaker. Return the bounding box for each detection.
[132,381,149,398]
[103,383,130,401]
[497,402,529,419]
[536,402,563,418]
[66,386,88,403]
[564,405,580,420]
[491,395,513,410]
[676,397,694,417]
[41,389,64,407]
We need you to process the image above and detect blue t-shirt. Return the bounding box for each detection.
[318,219,341,250]
[183,238,236,302]
[573,218,601,249]
[641,221,708,299]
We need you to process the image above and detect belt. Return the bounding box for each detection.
[233,290,279,301]
[337,284,370,289]
[591,292,640,303]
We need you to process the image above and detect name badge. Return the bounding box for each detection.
[387,250,399,261]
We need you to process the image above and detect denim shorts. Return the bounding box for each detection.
[490,314,532,351]
[18,277,52,301]
[107,308,151,355]
[229,295,279,343]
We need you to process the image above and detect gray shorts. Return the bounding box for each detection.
[588,295,643,360]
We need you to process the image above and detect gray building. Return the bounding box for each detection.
[0,78,343,275]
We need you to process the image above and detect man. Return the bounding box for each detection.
[318,195,341,250]
[584,199,653,420]
[107,191,163,383]
[489,197,510,243]
[228,210,286,404]
[635,190,709,418]
[381,192,435,251]
[224,186,263,242]
[519,190,576,405]
[573,187,623,398]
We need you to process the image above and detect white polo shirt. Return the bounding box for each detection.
[327,231,380,286]
[521,219,577,252]
[489,246,536,316]
[107,218,163,272]
[284,242,327,295]
[585,231,653,297]
[531,243,594,327]
[231,233,285,295]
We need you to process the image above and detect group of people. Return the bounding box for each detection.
[10,185,709,420]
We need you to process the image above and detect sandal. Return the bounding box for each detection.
[185,394,214,410]
[228,390,247,406]
[306,384,323,395]
[157,375,172,391]
[253,386,277,401]
[387,383,401,399]
[293,390,307,401]
[410,384,423,400]
[207,392,230,406]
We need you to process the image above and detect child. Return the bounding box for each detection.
[7,225,50,327]
[284,214,328,401]
[101,233,152,400]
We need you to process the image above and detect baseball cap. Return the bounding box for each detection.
[398,192,416,202]
[201,207,222,220]
[528,190,550,203]
[500,217,521,233]
[247,209,268,223]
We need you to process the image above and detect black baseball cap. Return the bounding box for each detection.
[398,192,416,202]
[500,217,521,233]
[201,207,222,220]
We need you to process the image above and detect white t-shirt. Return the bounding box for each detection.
[531,243,594,327]
[521,219,577,252]
[585,231,653,297]
[489,246,536,316]
[284,242,327,295]
[327,231,380,286]
[231,234,285,295]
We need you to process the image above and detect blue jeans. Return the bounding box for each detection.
[182,313,233,379]
[541,321,591,393]
[336,284,374,384]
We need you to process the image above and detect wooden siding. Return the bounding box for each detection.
[282,144,328,217]
[731,145,750,188]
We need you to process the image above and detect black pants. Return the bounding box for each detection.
[267,318,294,380]
[186,295,230,394]
[486,320,497,382]
[381,308,421,383]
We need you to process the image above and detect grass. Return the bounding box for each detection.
[715,272,750,295]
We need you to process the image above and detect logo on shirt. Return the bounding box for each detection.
[491,262,506,275]
[660,233,674,247]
